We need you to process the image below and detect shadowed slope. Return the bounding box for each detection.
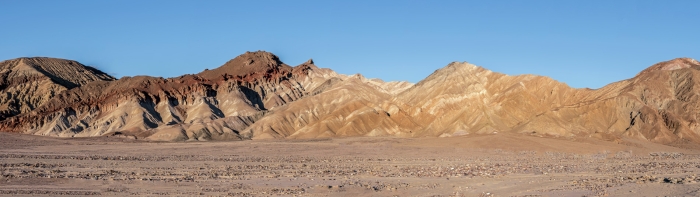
[0,57,115,120]
[244,76,420,139]
[0,52,323,140]
[1,53,700,147]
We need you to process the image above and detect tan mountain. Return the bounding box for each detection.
[244,74,420,139]
[400,58,700,145]
[0,57,115,120]
[0,52,698,146]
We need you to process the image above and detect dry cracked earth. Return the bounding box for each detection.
[2,132,700,196]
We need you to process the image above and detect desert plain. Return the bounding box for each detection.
[3,55,700,196]
[2,132,700,197]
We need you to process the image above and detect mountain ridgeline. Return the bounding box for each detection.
[1,51,699,146]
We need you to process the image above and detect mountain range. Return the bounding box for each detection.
[1,51,699,147]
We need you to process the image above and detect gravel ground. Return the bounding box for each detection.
[1,132,700,196]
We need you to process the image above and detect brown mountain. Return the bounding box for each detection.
[0,52,698,146]
[0,57,115,121]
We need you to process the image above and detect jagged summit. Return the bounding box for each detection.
[295,58,317,68]
[198,51,292,80]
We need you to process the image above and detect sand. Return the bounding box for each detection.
[1,132,700,196]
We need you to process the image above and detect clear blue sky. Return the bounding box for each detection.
[1,1,698,88]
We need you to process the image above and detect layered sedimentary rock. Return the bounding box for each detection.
[0,57,115,121]
[0,51,410,141]
[1,51,699,146]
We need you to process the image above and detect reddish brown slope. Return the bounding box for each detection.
[0,51,323,140]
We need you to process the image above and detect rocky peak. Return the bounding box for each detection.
[412,61,487,88]
[636,57,700,77]
[237,51,284,67]
[304,58,314,65]
[198,51,292,80]
[292,59,318,75]
[432,62,482,76]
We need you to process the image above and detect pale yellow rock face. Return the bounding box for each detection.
[245,58,700,146]
[1,52,700,146]
[398,62,588,136]
[246,76,420,139]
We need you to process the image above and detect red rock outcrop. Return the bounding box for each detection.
[0,51,337,140]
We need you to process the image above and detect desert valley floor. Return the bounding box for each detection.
[2,132,700,196]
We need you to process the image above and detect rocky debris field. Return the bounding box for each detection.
[1,132,700,196]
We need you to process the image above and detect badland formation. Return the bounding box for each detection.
[2,51,700,147]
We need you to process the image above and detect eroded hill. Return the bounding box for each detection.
[1,52,698,146]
